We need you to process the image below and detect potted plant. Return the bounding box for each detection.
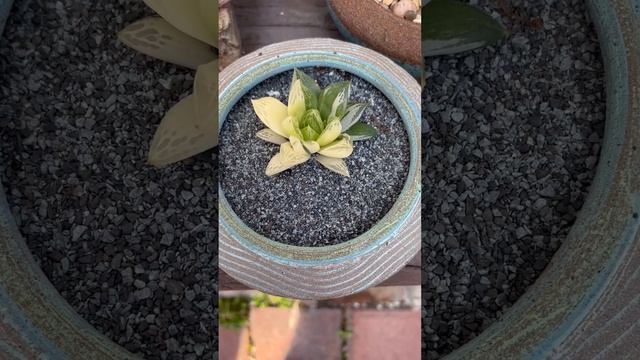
[326,0,422,76]
[218,38,421,299]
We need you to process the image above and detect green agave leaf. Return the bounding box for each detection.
[319,81,350,122]
[301,126,319,141]
[340,103,368,131]
[345,122,378,141]
[422,0,508,57]
[301,109,324,134]
[293,69,320,109]
[293,69,321,97]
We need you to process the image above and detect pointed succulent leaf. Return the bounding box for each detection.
[118,17,215,69]
[194,60,218,132]
[316,155,350,177]
[340,103,368,130]
[143,0,217,47]
[281,115,300,138]
[289,136,307,154]
[345,121,378,141]
[293,68,321,97]
[251,97,289,137]
[288,79,306,119]
[256,129,288,144]
[316,117,342,146]
[300,126,319,141]
[423,0,508,57]
[302,140,320,154]
[318,135,353,158]
[301,109,324,134]
[319,81,350,121]
[265,139,310,176]
[148,95,216,167]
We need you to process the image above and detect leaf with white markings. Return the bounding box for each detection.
[345,122,378,141]
[118,17,215,69]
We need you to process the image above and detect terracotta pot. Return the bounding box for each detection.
[327,0,421,76]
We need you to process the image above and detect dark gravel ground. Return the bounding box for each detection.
[219,68,410,247]
[422,0,605,357]
[0,1,217,359]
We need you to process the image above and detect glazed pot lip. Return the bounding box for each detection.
[219,38,421,266]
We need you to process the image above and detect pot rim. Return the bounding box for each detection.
[326,0,422,66]
[219,38,421,266]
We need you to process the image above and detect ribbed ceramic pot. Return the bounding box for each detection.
[219,38,422,300]
[447,0,640,358]
[326,0,421,77]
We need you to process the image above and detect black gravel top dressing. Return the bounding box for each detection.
[219,68,410,247]
[422,1,605,358]
[0,1,216,359]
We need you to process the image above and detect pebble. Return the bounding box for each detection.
[423,0,605,357]
[219,68,410,246]
[0,1,217,358]
[374,0,421,23]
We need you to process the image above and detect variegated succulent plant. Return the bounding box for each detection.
[118,0,218,167]
[252,69,378,177]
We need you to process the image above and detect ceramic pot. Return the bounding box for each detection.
[326,0,422,77]
[0,0,13,34]
[219,38,422,300]
[448,1,640,358]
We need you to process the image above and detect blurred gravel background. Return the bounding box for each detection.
[422,0,605,357]
[0,1,217,359]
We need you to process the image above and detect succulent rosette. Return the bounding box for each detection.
[252,69,378,177]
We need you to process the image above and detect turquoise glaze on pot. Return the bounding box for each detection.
[0,0,12,35]
[446,0,640,358]
[219,51,421,264]
[219,38,422,299]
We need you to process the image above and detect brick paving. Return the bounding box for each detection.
[220,303,420,359]
[348,309,421,360]
[219,327,250,360]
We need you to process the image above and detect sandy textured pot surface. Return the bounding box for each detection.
[219,38,421,300]
[327,0,421,70]
[447,0,640,358]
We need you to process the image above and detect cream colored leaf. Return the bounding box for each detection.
[302,140,320,154]
[289,135,307,154]
[118,17,216,69]
[288,79,306,119]
[316,117,342,146]
[148,95,216,167]
[194,60,218,133]
[143,0,217,47]
[281,116,295,138]
[256,129,288,144]
[318,135,354,159]
[316,155,350,177]
[265,141,311,176]
[251,97,289,137]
